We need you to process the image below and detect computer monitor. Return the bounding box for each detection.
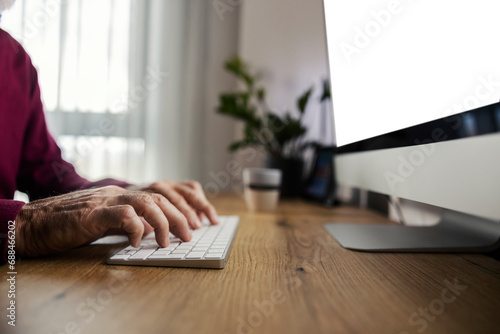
[322,0,500,252]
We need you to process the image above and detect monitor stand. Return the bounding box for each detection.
[324,209,500,252]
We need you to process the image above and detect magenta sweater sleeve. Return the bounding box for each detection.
[13,41,129,199]
[0,30,130,264]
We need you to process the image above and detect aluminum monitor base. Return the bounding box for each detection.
[325,210,500,252]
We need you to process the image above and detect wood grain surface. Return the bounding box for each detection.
[1,195,499,334]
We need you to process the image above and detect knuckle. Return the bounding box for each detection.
[102,185,123,193]
[140,193,156,206]
[119,205,137,219]
[187,180,200,188]
[150,181,163,190]
[167,192,182,204]
[184,189,197,199]
[152,193,168,205]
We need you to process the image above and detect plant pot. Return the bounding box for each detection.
[265,156,304,198]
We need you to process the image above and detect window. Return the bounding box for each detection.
[2,0,145,183]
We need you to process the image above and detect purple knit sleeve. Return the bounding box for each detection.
[14,37,131,199]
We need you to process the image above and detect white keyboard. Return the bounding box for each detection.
[107,216,239,269]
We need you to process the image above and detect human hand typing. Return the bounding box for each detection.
[15,183,217,258]
[132,180,219,229]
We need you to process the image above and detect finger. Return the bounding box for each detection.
[94,205,145,247]
[151,193,192,241]
[140,217,154,236]
[103,218,153,239]
[181,181,199,190]
[162,188,202,229]
[111,193,171,247]
[182,182,217,223]
[174,184,219,225]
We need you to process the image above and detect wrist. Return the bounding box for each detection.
[14,208,28,257]
[15,205,45,258]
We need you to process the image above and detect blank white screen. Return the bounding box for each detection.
[324,0,500,146]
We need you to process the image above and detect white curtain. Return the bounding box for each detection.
[2,0,239,188]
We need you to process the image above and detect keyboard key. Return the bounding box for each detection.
[186,252,206,259]
[124,245,141,251]
[152,250,171,256]
[165,254,186,259]
[148,253,173,259]
[109,254,131,260]
[208,249,224,254]
[129,248,157,260]
[205,254,224,259]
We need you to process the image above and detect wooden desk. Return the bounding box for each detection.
[2,195,499,334]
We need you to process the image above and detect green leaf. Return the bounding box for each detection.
[257,87,266,101]
[320,79,331,102]
[217,93,261,128]
[297,87,313,115]
[283,114,307,139]
[228,140,254,152]
[224,56,254,89]
[267,113,285,132]
[268,113,307,148]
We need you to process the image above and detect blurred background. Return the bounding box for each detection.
[2,0,332,194]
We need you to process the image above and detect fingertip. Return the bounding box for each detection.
[130,237,141,248]
[210,212,220,225]
[189,213,202,229]
[183,229,193,242]
[154,232,170,248]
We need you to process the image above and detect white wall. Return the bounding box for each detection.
[238,0,334,149]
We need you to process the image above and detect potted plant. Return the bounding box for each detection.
[216,56,331,197]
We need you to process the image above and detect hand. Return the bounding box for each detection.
[15,186,192,257]
[136,180,219,229]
